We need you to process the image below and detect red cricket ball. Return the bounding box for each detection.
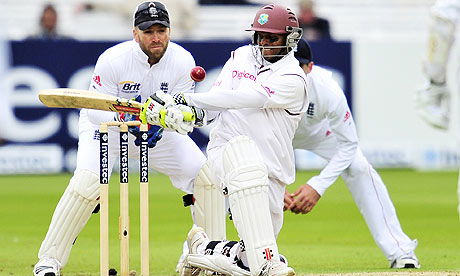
[190,66,206,82]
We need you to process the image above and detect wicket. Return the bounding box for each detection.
[99,121,150,276]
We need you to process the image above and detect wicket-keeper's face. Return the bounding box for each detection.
[257,32,286,62]
[134,24,170,65]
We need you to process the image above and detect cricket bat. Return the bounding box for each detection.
[38,88,143,115]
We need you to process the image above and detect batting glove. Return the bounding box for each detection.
[140,90,195,134]
[173,93,206,127]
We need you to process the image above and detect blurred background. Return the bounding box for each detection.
[0,0,458,175]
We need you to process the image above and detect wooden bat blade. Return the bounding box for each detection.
[38,88,143,115]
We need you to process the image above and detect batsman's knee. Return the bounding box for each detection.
[69,169,100,201]
[222,136,268,194]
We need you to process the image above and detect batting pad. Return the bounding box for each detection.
[193,162,226,240]
[222,136,279,275]
[38,169,100,266]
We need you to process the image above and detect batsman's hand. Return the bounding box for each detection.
[285,184,321,214]
[140,90,196,134]
[173,92,206,127]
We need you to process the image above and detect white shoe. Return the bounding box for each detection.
[390,253,421,269]
[179,227,210,276]
[33,257,61,276]
[187,226,209,254]
[185,227,249,276]
[259,260,295,276]
[187,254,250,276]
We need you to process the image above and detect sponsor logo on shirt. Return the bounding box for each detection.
[119,81,141,93]
[344,110,351,122]
[261,85,275,96]
[232,70,256,81]
[93,75,102,86]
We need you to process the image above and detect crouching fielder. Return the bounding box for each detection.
[286,39,419,269]
[142,4,308,275]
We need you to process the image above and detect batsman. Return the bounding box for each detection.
[142,3,308,275]
[33,2,206,276]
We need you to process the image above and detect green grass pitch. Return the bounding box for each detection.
[1,170,459,275]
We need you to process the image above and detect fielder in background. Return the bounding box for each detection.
[414,0,460,219]
[33,2,206,276]
[416,0,459,131]
[285,38,420,269]
[142,4,308,276]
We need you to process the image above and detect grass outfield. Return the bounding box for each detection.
[1,170,459,275]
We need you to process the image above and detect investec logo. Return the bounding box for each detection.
[140,135,149,183]
[120,133,129,183]
[100,133,109,184]
[119,81,141,93]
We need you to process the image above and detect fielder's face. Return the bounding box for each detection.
[134,24,170,65]
[256,32,286,62]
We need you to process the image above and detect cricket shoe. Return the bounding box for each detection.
[179,227,208,276]
[258,260,295,276]
[390,253,420,269]
[33,257,61,276]
[186,227,249,276]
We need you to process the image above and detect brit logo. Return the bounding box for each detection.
[93,75,102,86]
[258,14,269,25]
[160,82,169,93]
[119,81,141,93]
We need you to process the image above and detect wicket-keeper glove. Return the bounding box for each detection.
[129,124,163,148]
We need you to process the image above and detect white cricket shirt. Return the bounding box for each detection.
[293,66,358,195]
[80,39,196,127]
[185,45,309,185]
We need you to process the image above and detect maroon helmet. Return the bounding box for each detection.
[247,4,299,34]
[246,4,303,62]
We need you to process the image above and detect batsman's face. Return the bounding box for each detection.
[257,32,286,62]
[134,24,170,65]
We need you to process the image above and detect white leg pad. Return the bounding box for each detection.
[424,15,456,83]
[38,169,100,266]
[222,136,278,275]
[192,161,227,240]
